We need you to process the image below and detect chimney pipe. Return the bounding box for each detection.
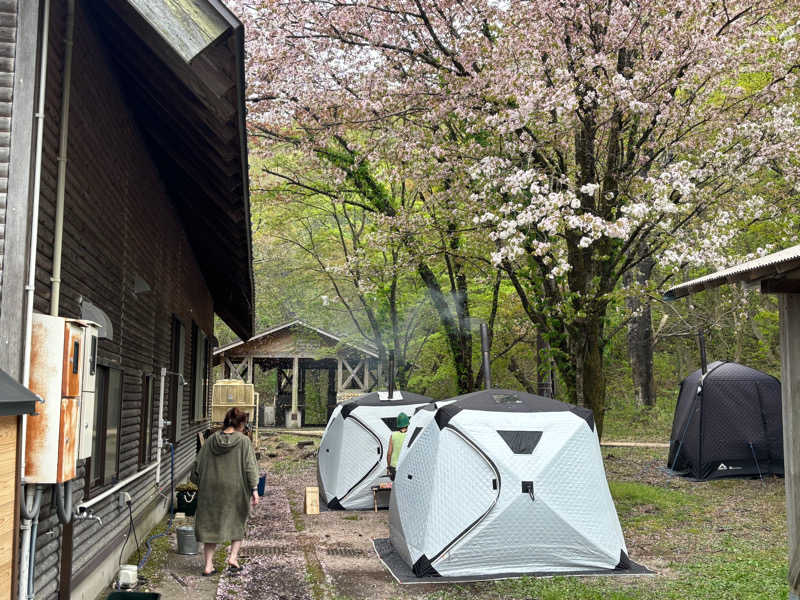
[388,350,395,399]
[698,329,708,375]
[481,323,492,390]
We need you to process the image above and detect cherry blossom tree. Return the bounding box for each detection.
[233,0,800,434]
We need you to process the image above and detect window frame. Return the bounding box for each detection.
[87,362,123,491]
[169,316,185,442]
[190,322,209,422]
[139,373,155,468]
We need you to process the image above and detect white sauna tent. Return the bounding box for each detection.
[388,389,631,578]
[317,390,432,510]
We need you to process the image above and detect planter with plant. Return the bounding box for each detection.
[175,481,198,516]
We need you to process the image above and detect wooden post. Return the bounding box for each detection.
[780,293,800,600]
[337,357,343,394]
[246,356,253,384]
[290,356,300,429]
[363,356,370,391]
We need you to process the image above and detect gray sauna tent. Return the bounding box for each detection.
[318,391,432,510]
[668,361,783,480]
[389,389,630,577]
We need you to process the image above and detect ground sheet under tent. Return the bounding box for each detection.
[372,538,654,584]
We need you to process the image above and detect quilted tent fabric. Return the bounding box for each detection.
[667,361,783,479]
[317,391,432,510]
[389,389,629,578]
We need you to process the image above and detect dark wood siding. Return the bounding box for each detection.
[0,0,17,308]
[30,3,216,598]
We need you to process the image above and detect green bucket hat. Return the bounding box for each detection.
[397,412,410,428]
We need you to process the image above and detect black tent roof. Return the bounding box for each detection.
[434,388,594,430]
[343,390,432,408]
[691,361,779,384]
[0,369,39,416]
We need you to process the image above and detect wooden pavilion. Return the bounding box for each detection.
[665,243,800,599]
[213,320,381,427]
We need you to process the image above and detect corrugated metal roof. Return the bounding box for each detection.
[664,244,800,300]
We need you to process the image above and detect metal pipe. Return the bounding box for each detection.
[27,499,40,600]
[49,0,75,317]
[76,462,157,511]
[698,329,708,374]
[480,323,492,390]
[21,0,52,475]
[387,351,395,399]
[19,3,52,598]
[18,485,43,600]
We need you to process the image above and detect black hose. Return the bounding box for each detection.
[55,480,72,524]
[19,485,43,520]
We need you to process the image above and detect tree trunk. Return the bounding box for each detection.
[509,356,537,394]
[624,257,655,407]
[568,316,607,437]
[535,331,554,397]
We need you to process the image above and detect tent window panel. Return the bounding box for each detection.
[497,430,543,454]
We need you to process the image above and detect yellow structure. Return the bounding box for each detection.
[211,379,259,443]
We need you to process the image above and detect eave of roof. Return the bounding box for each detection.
[91,0,254,339]
[664,244,800,300]
[214,319,380,358]
[0,368,39,416]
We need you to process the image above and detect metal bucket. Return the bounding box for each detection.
[176,526,199,555]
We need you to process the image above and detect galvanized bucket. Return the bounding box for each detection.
[176,526,199,555]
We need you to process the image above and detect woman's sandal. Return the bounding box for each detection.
[201,568,218,577]
[227,563,243,573]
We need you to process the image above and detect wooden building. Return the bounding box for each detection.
[0,1,253,598]
[214,320,380,427]
[665,244,800,600]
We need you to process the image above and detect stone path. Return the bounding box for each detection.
[216,483,312,600]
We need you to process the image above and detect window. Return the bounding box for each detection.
[191,323,209,422]
[169,316,185,442]
[139,374,154,467]
[90,365,123,487]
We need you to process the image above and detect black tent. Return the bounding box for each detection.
[667,361,783,479]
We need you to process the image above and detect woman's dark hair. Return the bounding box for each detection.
[223,407,249,430]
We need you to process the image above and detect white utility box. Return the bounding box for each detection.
[77,322,99,459]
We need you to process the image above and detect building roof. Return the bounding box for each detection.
[664,244,800,300]
[90,0,254,339]
[0,368,39,416]
[214,319,380,358]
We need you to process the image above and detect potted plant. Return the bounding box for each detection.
[175,481,198,516]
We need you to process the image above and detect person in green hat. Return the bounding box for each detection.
[386,412,410,481]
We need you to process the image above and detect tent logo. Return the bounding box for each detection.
[717,463,742,471]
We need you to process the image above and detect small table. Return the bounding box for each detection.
[370,482,392,511]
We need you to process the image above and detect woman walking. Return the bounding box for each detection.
[191,407,259,575]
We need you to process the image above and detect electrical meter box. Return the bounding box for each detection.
[77,323,99,459]
[25,314,97,483]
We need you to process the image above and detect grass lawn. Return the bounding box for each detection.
[269,399,789,600]
[419,401,790,600]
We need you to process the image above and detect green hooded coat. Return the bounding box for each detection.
[191,431,258,543]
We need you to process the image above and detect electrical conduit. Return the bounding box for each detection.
[18,1,51,598]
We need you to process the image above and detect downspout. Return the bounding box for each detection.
[19,2,51,599]
[49,6,77,600]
